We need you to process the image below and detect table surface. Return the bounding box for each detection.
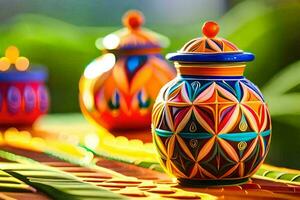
[0,113,299,200]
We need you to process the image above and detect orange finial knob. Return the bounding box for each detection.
[122,10,144,30]
[202,21,219,38]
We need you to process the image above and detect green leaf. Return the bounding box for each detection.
[263,61,300,96]
[0,150,127,200]
[0,169,34,192]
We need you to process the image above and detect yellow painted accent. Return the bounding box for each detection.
[238,141,247,151]
[15,57,30,71]
[5,46,19,63]
[0,57,11,71]
[239,120,248,131]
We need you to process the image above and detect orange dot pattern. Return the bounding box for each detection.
[0,46,30,71]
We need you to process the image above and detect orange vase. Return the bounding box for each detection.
[79,10,175,136]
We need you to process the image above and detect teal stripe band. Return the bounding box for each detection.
[155,129,212,139]
[218,130,271,142]
[179,132,212,139]
[261,130,271,137]
[155,129,173,137]
[155,129,271,142]
[218,132,256,141]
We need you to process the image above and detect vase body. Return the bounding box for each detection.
[152,64,272,185]
[0,69,49,126]
[80,53,175,131]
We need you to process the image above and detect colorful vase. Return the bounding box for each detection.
[79,10,175,133]
[0,46,49,126]
[152,21,272,186]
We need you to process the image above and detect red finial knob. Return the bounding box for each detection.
[122,10,144,30]
[202,21,219,38]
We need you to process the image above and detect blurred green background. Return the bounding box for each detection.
[0,0,299,169]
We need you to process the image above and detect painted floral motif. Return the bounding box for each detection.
[94,55,173,115]
[82,54,175,131]
[24,86,36,112]
[152,78,271,180]
[7,86,21,114]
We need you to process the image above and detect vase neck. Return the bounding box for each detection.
[176,63,246,77]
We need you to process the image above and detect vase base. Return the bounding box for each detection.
[178,177,249,187]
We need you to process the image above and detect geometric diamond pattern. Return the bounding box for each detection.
[152,78,272,180]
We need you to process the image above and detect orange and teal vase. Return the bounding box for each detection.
[152,21,272,186]
[79,10,175,134]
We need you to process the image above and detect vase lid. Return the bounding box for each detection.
[167,21,254,63]
[96,10,169,53]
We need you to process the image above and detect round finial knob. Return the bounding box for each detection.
[202,21,219,38]
[122,10,144,30]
